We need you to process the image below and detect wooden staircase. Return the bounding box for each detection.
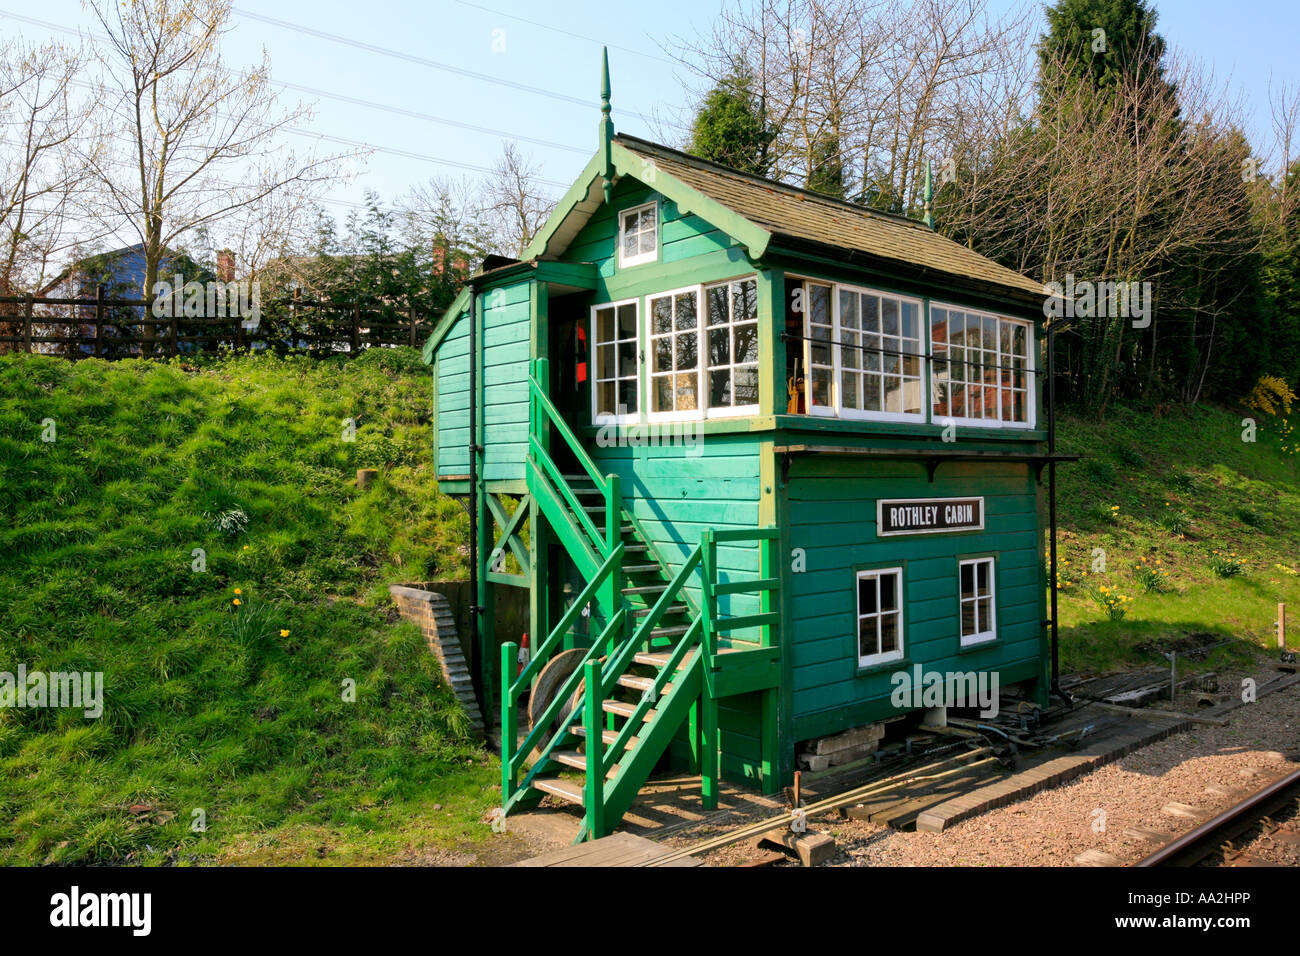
[501,359,778,841]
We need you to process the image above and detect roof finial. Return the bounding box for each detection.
[923,159,935,230]
[600,47,614,205]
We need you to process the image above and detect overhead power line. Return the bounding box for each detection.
[452,0,674,66]
[0,9,597,159]
[233,7,654,124]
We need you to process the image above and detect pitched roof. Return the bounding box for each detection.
[613,135,1045,300]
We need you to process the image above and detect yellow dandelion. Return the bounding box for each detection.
[233,598,242,606]
[280,629,290,638]
[234,588,242,595]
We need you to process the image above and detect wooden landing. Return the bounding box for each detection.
[513,831,704,867]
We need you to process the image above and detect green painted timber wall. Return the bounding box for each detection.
[435,279,532,483]
[784,454,1047,742]
[589,434,768,785]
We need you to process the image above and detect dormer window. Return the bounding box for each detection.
[618,202,658,268]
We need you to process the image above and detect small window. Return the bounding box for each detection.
[704,277,759,414]
[618,202,658,267]
[857,568,904,666]
[959,558,996,646]
[931,306,1033,426]
[592,300,639,421]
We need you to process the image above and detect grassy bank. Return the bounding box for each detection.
[1054,402,1300,675]
[0,349,495,865]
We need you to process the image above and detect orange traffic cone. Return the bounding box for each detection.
[516,632,530,677]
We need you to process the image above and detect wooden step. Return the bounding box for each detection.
[532,777,585,805]
[631,604,687,618]
[617,674,656,692]
[623,584,668,596]
[650,624,689,639]
[623,563,660,574]
[634,651,673,667]
[571,724,639,748]
[552,750,588,771]
[602,699,655,720]
[623,543,649,554]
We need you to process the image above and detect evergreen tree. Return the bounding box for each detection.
[688,60,773,176]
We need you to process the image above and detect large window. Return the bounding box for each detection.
[803,281,925,422]
[648,288,699,416]
[646,276,759,420]
[592,299,639,422]
[959,557,996,646]
[857,568,904,666]
[618,202,658,268]
[931,306,1032,426]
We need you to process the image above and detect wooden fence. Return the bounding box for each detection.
[0,288,435,358]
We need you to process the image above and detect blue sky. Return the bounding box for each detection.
[2,0,1297,222]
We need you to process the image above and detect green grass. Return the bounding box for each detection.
[0,349,495,865]
[1054,402,1300,676]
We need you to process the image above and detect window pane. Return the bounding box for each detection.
[734,323,758,363]
[707,286,728,327]
[859,615,879,658]
[880,573,897,610]
[977,597,992,632]
[735,279,758,321]
[861,295,879,333]
[841,370,860,410]
[621,230,638,259]
[652,297,672,334]
[597,308,614,343]
[884,376,903,413]
[709,326,730,366]
[618,341,637,377]
[598,381,616,415]
[654,376,672,412]
[902,301,918,343]
[676,332,696,370]
[709,368,731,407]
[858,575,877,614]
[676,373,698,410]
[882,298,898,336]
[864,373,882,411]
[617,379,637,413]
[811,368,830,407]
[961,562,974,598]
[617,304,637,338]
[733,366,757,405]
[880,612,899,654]
[809,284,831,326]
[961,599,976,636]
[977,560,990,594]
[653,338,671,373]
[597,343,614,378]
[675,293,697,330]
[840,290,859,330]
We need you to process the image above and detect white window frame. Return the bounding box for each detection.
[643,274,762,423]
[617,201,659,268]
[856,567,905,667]
[590,297,641,425]
[646,283,705,423]
[958,557,997,647]
[798,279,926,425]
[930,301,1036,430]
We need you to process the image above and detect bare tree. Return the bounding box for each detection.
[0,40,101,298]
[83,0,346,340]
[479,142,555,258]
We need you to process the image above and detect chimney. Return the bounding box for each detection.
[217,249,236,283]
[432,242,447,276]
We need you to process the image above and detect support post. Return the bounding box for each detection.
[501,642,518,800]
[94,283,104,358]
[22,295,32,353]
[583,659,605,839]
[701,528,718,810]
[1279,603,1287,650]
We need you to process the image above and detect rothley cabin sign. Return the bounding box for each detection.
[877,497,985,536]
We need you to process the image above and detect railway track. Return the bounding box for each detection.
[1134,766,1300,867]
